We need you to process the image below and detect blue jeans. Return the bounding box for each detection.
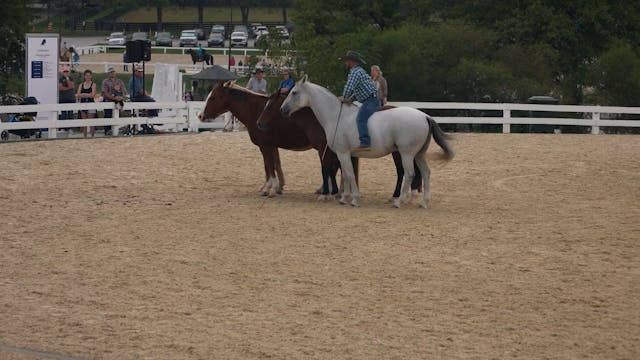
[356,97,379,146]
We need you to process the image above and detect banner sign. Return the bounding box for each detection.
[25,33,59,106]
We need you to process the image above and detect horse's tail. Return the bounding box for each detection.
[426,115,454,161]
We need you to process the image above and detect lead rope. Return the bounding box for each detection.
[321,100,346,161]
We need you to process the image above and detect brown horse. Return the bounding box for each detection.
[198,81,348,197]
[257,93,422,200]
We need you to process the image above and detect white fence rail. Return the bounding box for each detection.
[75,45,267,57]
[390,102,640,134]
[1,101,639,141]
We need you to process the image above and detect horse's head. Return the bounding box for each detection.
[198,81,233,121]
[257,92,286,131]
[281,75,311,118]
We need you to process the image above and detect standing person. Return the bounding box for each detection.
[371,65,387,106]
[246,68,267,94]
[129,65,154,102]
[339,50,378,150]
[229,55,236,69]
[76,69,97,138]
[101,67,127,135]
[58,65,75,121]
[277,67,294,94]
[123,50,129,72]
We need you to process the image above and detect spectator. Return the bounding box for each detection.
[123,50,129,72]
[229,55,236,68]
[183,91,193,101]
[246,68,266,94]
[58,65,75,121]
[69,47,80,72]
[76,69,97,138]
[371,64,388,106]
[129,65,158,117]
[277,67,294,94]
[129,65,154,102]
[101,67,127,135]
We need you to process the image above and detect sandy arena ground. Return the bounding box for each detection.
[0,133,638,359]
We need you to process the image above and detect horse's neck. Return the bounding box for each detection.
[307,85,347,138]
[227,95,263,131]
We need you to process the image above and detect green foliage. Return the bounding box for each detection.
[289,0,640,105]
[585,40,640,106]
[0,2,30,95]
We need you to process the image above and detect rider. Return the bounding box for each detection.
[338,51,378,150]
[197,44,205,62]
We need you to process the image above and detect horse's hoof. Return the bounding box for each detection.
[411,190,419,202]
[339,198,348,205]
[276,189,283,195]
[260,191,268,197]
[350,200,359,207]
[317,195,326,201]
[392,198,401,208]
[388,197,399,203]
[420,199,429,208]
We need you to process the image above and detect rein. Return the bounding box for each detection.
[321,99,347,161]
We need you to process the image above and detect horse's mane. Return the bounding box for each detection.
[224,82,268,98]
[304,81,340,102]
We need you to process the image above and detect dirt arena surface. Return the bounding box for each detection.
[0,133,638,359]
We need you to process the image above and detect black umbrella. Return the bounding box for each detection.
[191,65,239,81]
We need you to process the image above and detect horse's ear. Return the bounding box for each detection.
[300,74,308,84]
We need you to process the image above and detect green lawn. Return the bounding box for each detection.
[120,6,292,23]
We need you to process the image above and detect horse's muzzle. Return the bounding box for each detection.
[257,121,268,131]
[280,106,291,118]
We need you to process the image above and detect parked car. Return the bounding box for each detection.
[233,25,249,37]
[131,32,149,41]
[230,31,248,47]
[254,25,268,40]
[179,30,198,47]
[155,32,172,47]
[275,25,290,39]
[210,24,226,37]
[207,32,225,47]
[194,28,206,40]
[107,32,126,46]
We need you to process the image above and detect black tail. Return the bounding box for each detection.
[426,115,454,161]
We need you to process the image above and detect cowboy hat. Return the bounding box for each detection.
[340,50,366,64]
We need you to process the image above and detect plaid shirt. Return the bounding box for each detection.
[342,65,377,102]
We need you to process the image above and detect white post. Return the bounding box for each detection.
[111,104,119,136]
[104,63,108,73]
[47,110,58,139]
[591,112,600,134]
[188,103,199,133]
[502,108,511,134]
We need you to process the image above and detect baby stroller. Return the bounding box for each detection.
[1,96,42,141]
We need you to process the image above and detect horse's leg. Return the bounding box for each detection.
[336,153,356,206]
[273,148,284,194]
[411,159,423,200]
[318,166,329,201]
[267,148,281,197]
[395,152,416,207]
[391,151,404,202]
[258,147,273,196]
[352,156,360,187]
[414,154,431,208]
[329,164,339,198]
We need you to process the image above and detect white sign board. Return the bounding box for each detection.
[25,33,59,105]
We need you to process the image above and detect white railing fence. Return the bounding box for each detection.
[390,102,640,134]
[1,101,639,141]
[75,45,267,57]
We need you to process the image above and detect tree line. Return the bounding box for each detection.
[291,0,640,106]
